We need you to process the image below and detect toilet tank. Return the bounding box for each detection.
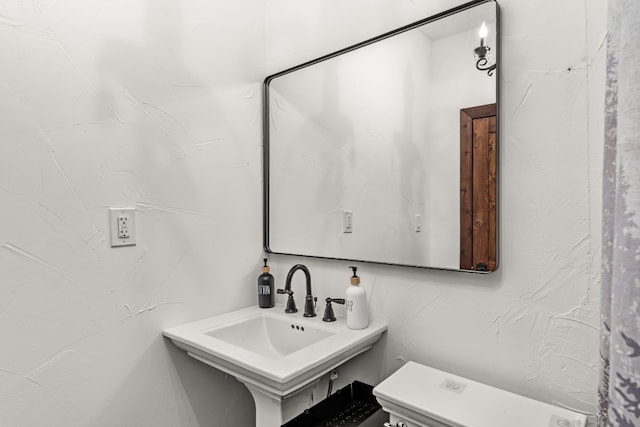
[373,361,588,427]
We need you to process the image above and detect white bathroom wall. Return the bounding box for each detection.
[266,0,605,423]
[0,1,264,426]
[0,0,605,425]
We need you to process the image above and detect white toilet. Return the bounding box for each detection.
[373,361,588,427]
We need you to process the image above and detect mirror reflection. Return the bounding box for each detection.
[264,0,499,272]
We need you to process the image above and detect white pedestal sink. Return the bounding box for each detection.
[164,306,387,427]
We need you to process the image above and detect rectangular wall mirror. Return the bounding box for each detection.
[264,0,499,272]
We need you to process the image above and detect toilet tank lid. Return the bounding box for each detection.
[373,361,588,427]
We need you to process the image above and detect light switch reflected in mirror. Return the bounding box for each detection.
[264,0,499,272]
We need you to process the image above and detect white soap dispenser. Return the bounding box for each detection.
[346,266,368,330]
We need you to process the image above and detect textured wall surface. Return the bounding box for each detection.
[0,0,605,426]
[266,0,605,424]
[0,1,264,426]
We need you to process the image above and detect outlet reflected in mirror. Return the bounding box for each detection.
[264,0,499,272]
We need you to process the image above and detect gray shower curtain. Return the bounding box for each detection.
[598,0,640,425]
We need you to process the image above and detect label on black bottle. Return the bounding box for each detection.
[259,285,271,295]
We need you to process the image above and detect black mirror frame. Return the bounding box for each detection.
[262,0,500,273]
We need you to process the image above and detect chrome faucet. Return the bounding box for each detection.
[277,264,317,317]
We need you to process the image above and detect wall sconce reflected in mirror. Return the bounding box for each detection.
[474,22,496,76]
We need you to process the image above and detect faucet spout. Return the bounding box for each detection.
[281,264,316,317]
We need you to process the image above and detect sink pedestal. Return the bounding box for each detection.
[243,380,319,427]
[244,383,285,427]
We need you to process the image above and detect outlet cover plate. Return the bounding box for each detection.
[110,207,136,247]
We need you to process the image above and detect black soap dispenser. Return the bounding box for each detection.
[258,258,275,308]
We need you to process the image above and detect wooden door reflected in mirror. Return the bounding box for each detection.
[460,103,497,271]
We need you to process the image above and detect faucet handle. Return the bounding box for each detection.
[322,298,345,322]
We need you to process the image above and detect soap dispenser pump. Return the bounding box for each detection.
[258,258,275,308]
[346,266,368,329]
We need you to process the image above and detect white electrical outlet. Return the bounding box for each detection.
[110,207,136,247]
[118,215,130,238]
[343,210,353,233]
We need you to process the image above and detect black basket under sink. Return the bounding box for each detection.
[282,381,387,427]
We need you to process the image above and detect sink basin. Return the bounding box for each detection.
[204,312,335,358]
[164,306,387,398]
